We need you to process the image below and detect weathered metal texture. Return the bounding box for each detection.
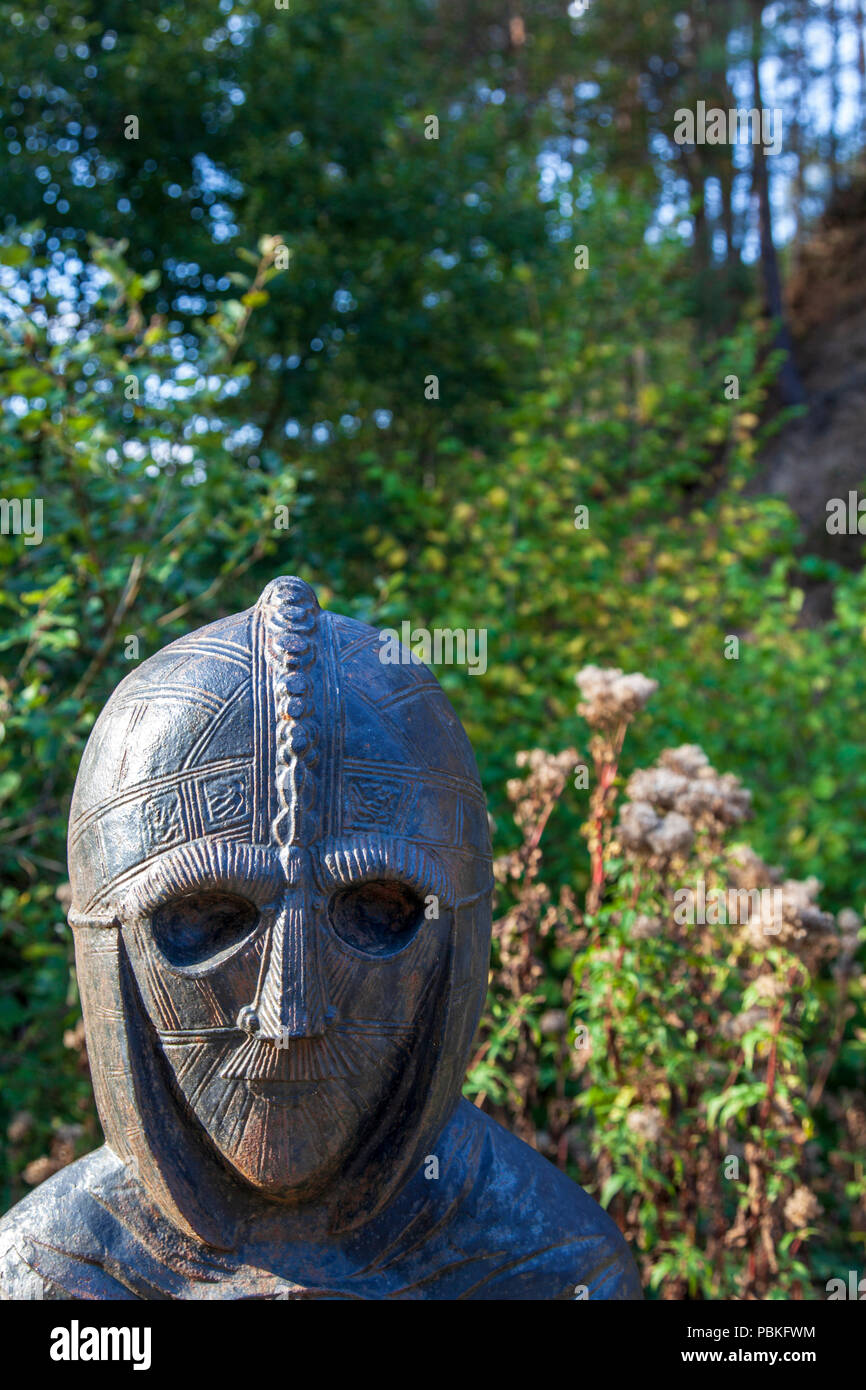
[0,577,641,1299]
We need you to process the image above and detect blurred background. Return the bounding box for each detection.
[1,0,865,1298]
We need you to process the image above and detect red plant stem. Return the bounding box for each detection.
[526,789,561,858]
[586,722,627,916]
[759,1008,782,1128]
[760,970,798,1125]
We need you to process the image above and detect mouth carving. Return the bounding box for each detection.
[218,1021,414,1083]
[247,1079,326,1103]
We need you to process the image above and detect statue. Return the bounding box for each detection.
[0,577,641,1299]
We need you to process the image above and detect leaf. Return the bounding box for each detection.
[0,244,30,266]
[600,1173,628,1208]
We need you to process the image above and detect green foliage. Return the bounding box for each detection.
[2,221,865,1288]
[0,0,561,450]
[1,3,864,1298]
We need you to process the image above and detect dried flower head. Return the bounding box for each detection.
[720,1005,769,1040]
[625,1106,664,1142]
[836,908,862,954]
[7,1111,33,1145]
[783,1186,822,1229]
[647,811,695,859]
[576,665,658,731]
[624,747,752,845]
[726,843,780,891]
[743,876,839,970]
[508,748,576,831]
[617,798,695,864]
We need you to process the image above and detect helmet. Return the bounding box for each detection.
[67,577,493,1241]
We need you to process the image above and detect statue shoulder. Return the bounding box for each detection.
[451,1100,643,1299]
[0,1147,129,1300]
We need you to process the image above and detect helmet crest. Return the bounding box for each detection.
[257,575,321,850]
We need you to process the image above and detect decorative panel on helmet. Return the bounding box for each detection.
[343,776,414,832]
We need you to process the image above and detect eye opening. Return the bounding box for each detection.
[150,890,259,968]
[328,879,426,957]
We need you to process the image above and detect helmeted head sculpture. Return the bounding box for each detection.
[0,576,641,1300]
[66,576,493,1234]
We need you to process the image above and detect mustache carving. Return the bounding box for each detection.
[218,1020,414,1083]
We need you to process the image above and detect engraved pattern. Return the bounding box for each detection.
[201,773,248,828]
[344,778,405,828]
[141,791,185,851]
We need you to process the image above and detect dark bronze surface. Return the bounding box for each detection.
[0,577,641,1299]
